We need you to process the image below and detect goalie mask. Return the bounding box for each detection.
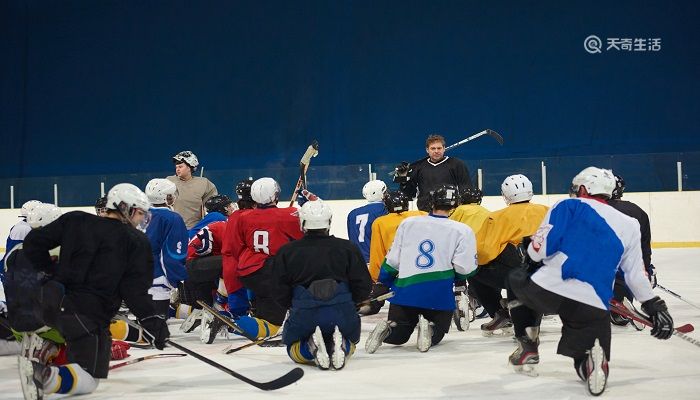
[172,150,199,171]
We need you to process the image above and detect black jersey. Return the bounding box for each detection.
[400,156,472,211]
[23,211,155,323]
[272,233,372,309]
[608,199,652,268]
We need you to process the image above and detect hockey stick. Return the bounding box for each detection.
[109,353,186,370]
[388,129,503,176]
[656,284,700,311]
[609,300,700,349]
[289,140,319,207]
[196,301,259,342]
[166,339,304,390]
[224,333,283,354]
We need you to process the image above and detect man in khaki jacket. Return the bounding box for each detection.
[167,151,218,229]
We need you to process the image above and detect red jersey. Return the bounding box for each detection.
[187,220,227,261]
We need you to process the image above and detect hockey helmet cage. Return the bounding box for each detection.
[383,190,409,213]
[611,174,625,200]
[501,174,533,205]
[27,203,62,229]
[570,167,616,199]
[250,177,281,205]
[172,150,199,171]
[145,179,178,205]
[362,180,387,202]
[299,199,333,231]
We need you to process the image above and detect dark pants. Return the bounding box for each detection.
[239,261,286,326]
[385,304,452,347]
[470,243,522,317]
[510,276,611,361]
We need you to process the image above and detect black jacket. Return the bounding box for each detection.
[400,156,472,211]
[608,199,652,268]
[272,233,372,309]
[23,211,155,324]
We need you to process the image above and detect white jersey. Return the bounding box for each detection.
[528,197,655,310]
[381,214,477,310]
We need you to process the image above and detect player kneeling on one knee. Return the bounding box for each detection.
[365,185,478,354]
[273,199,372,370]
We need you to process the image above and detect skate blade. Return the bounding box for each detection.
[482,326,514,337]
[18,357,42,400]
[513,363,538,377]
[588,346,607,396]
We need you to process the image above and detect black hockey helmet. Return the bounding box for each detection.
[460,187,483,205]
[235,177,256,209]
[429,184,459,210]
[205,194,233,215]
[383,190,409,213]
[611,174,625,200]
[95,195,108,215]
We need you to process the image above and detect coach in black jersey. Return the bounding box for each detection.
[394,134,473,212]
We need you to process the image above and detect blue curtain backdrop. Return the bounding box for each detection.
[1,1,698,183]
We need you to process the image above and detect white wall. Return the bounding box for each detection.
[2,192,699,250]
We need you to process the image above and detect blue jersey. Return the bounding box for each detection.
[346,202,387,263]
[188,211,227,239]
[1,219,32,282]
[146,207,188,289]
[528,198,655,310]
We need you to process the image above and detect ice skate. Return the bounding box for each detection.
[585,339,609,396]
[18,356,47,400]
[481,309,513,337]
[509,327,540,377]
[200,310,229,344]
[416,315,433,352]
[308,326,330,370]
[331,326,348,370]
[180,308,202,333]
[365,320,392,354]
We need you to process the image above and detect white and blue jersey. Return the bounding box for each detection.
[1,219,32,282]
[346,202,387,263]
[528,198,655,311]
[146,207,188,301]
[379,214,477,310]
[188,211,227,239]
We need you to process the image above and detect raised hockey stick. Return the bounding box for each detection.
[656,284,700,311]
[166,339,304,390]
[109,353,186,370]
[609,300,700,349]
[289,140,319,207]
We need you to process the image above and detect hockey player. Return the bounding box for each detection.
[167,150,218,229]
[608,175,656,325]
[393,134,473,212]
[17,183,169,399]
[365,185,477,353]
[274,200,372,370]
[187,194,234,239]
[219,177,304,339]
[471,175,548,336]
[449,187,490,233]
[94,196,108,217]
[144,179,188,317]
[507,167,673,395]
[346,180,388,263]
[1,200,42,282]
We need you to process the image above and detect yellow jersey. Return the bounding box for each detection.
[368,210,427,280]
[449,204,490,234]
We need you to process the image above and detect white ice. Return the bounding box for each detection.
[1,248,699,399]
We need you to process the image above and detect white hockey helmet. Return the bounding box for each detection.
[145,178,178,205]
[501,174,534,205]
[20,200,42,218]
[172,150,199,171]
[250,177,281,205]
[27,203,62,229]
[362,180,387,202]
[570,167,616,199]
[299,199,333,231]
[107,183,151,223]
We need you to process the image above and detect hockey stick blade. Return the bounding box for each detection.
[485,129,504,145]
[224,334,283,354]
[167,339,304,390]
[110,353,186,370]
[610,300,694,333]
[289,140,319,206]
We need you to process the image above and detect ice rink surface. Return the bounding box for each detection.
[1,248,699,400]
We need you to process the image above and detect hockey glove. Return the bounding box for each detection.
[139,315,170,350]
[641,296,673,340]
[454,280,467,296]
[296,189,319,207]
[646,264,658,288]
[393,162,411,184]
[358,282,390,316]
[110,340,131,360]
